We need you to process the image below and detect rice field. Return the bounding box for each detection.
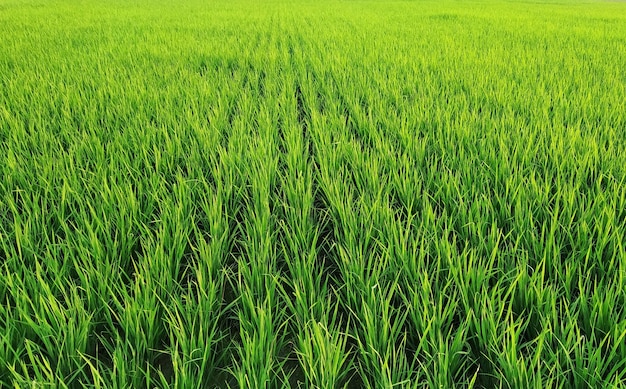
[1,0,626,387]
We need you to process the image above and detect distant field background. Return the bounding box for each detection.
[1,0,625,387]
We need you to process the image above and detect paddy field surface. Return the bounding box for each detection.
[1,0,625,387]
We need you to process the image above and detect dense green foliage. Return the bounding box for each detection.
[1,0,626,387]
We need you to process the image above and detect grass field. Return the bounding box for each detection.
[1,0,626,387]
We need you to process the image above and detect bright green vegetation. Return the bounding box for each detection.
[1,0,626,387]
